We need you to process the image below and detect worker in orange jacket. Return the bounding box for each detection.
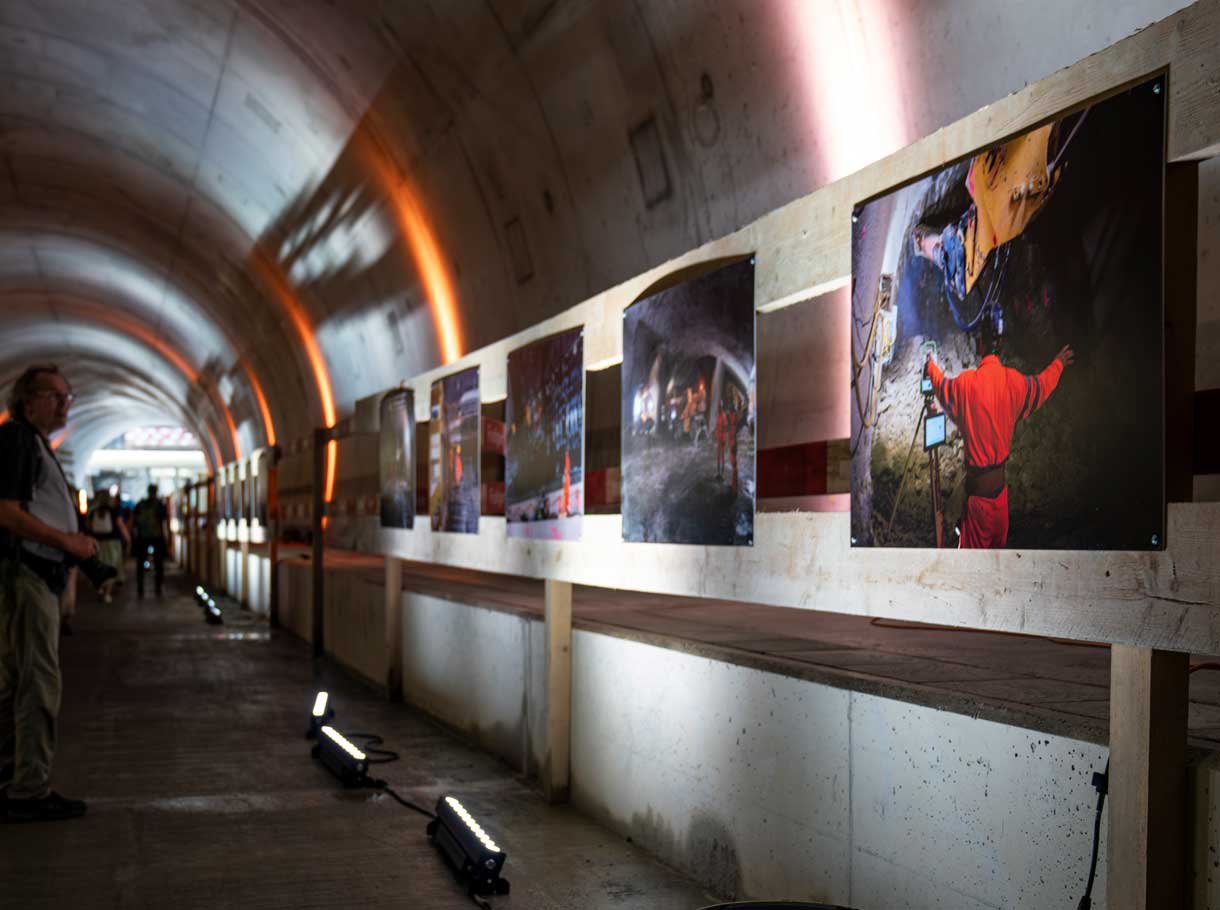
[925,331,1074,548]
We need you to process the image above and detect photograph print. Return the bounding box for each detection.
[850,75,1165,550]
[506,327,584,541]
[429,366,480,533]
[621,257,756,546]
[379,388,415,529]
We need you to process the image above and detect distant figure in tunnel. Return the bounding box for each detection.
[924,326,1074,548]
[0,365,97,821]
[132,484,169,599]
[86,490,129,604]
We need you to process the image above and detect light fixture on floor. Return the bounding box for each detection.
[427,795,510,896]
[312,725,370,787]
[205,598,224,625]
[307,690,334,739]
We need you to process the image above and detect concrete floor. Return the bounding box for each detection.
[0,568,717,910]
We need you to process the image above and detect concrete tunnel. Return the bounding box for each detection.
[1,1,1219,907]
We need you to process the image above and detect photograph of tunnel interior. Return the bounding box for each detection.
[429,367,481,534]
[379,389,416,530]
[2,2,1219,910]
[506,327,585,541]
[621,257,757,545]
[850,75,1166,550]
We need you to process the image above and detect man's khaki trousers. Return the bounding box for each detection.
[0,561,61,800]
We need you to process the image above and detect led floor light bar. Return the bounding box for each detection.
[307,690,335,739]
[427,795,510,896]
[312,725,370,787]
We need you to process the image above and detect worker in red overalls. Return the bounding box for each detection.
[561,449,571,517]
[925,327,1074,548]
[714,409,728,479]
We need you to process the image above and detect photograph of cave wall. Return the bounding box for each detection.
[850,76,1164,550]
[429,367,480,534]
[621,258,756,545]
[506,328,584,541]
[379,389,415,529]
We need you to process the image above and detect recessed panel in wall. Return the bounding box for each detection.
[850,76,1165,549]
[429,367,480,534]
[379,389,415,530]
[506,327,584,541]
[621,258,756,545]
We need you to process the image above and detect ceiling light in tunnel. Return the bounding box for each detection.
[358,132,463,365]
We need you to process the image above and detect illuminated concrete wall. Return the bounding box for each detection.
[385,588,1112,906]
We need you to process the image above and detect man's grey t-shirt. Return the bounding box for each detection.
[22,435,78,562]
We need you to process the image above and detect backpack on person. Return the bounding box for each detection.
[133,500,162,540]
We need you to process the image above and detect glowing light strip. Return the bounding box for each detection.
[320,725,366,761]
[0,409,8,424]
[312,691,329,718]
[444,796,501,853]
[77,488,87,515]
[359,134,463,364]
[325,438,337,504]
[252,250,336,501]
[242,359,277,446]
[38,298,241,464]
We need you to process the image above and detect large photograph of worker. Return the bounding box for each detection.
[429,367,480,533]
[850,76,1164,550]
[379,389,415,529]
[621,258,756,545]
[506,328,584,541]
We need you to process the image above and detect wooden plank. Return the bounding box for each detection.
[1108,645,1188,908]
[544,579,572,804]
[385,556,403,701]
[372,503,1220,653]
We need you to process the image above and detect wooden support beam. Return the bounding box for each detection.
[384,556,403,701]
[1107,644,1189,908]
[311,427,327,660]
[268,460,280,629]
[544,579,573,804]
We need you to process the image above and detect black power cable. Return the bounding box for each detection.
[1077,759,1109,910]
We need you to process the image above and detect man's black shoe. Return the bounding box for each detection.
[4,791,87,822]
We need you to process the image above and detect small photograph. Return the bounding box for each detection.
[379,389,415,530]
[850,77,1165,550]
[429,366,480,533]
[506,327,584,541]
[621,258,756,545]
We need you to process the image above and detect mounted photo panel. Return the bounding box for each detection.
[429,367,480,534]
[621,257,756,545]
[379,388,415,530]
[850,75,1165,550]
[506,327,584,541]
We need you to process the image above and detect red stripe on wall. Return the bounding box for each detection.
[757,441,830,498]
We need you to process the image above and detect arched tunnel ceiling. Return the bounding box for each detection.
[0,0,1189,481]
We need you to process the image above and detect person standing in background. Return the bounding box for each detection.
[85,491,129,604]
[131,485,168,598]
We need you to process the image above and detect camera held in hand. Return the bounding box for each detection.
[71,555,118,591]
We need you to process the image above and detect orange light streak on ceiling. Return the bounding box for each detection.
[240,358,277,447]
[251,249,336,501]
[0,409,8,424]
[359,133,463,364]
[325,438,337,503]
[42,300,236,468]
[51,428,68,450]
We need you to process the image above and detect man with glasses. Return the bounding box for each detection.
[0,365,96,822]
